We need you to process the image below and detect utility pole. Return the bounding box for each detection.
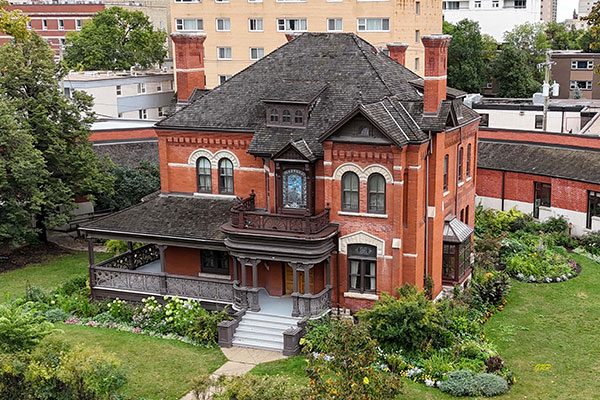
[539,50,559,132]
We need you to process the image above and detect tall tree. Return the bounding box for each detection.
[503,22,549,83]
[0,0,29,40]
[443,19,493,93]
[63,7,167,70]
[545,22,583,50]
[492,44,541,98]
[583,3,600,51]
[0,32,114,244]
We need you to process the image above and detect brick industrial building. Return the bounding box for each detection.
[0,2,104,59]
[477,128,600,236]
[80,32,479,353]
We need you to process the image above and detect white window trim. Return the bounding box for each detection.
[217,47,232,60]
[276,0,307,2]
[356,18,390,32]
[276,18,308,32]
[42,20,48,30]
[58,20,65,30]
[175,18,204,32]
[216,18,231,32]
[248,18,264,32]
[248,0,263,2]
[338,211,389,219]
[327,18,343,32]
[249,47,264,60]
[215,0,230,3]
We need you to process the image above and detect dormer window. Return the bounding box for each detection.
[282,110,291,123]
[294,110,303,124]
[270,109,279,122]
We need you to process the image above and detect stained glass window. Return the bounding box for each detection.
[282,169,306,209]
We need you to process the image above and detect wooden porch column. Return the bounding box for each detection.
[292,264,298,293]
[304,265,310,294]
[326,257,331,286]
[240,259,247,287]
[87,238,96,300]
[127,241,135,270]
[232,258,238,282]
[157,245,167,294]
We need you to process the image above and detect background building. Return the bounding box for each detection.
[170,0,441,89]
[0,2,104,59]
[550,51,600,100]
[442,0,551,41]
[578,0,597,17]
[63,69,175,120]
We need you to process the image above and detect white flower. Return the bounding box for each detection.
[425,379,435,387]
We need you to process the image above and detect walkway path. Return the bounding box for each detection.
[180,346,287,400]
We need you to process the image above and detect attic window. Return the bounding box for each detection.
[270,109,279,122]
[282,109,291,123]
[294,110,303,124]
[359,126,371,136]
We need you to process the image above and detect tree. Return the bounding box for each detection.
[0,32,114,244]
[94,161,160,212]
[503,22,549,83]
[492,44,541,98]
[0,0,29,41]
[0,100,47,246]
[583,3,600,51]
[63,7,167,70]
[545,21,583,50]
[443,19,493,93]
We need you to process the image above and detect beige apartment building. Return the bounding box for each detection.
[170,0,442,88]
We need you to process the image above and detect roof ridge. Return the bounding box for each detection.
[351,35,394,96]
[391,98,423,136]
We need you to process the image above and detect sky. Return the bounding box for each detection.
[557,0,582,22]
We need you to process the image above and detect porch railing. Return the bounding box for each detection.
[94,244,159,270]
[230,192,331,235]
[292,285,333,318]
[91,266,234,303]
[233,283,260,312]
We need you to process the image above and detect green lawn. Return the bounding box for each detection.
[0,251,109,299]
[59,324,227,400]
[251,254,600,399]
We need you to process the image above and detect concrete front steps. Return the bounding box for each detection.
[231,311,301,351]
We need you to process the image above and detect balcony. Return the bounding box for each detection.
[229,191,331,235]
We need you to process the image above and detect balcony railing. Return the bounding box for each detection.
[230,191,331,235]
[95,244,159,270]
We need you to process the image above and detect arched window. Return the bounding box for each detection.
[466,143,472,178]
[341,172,359,212]
[282,109,291,123]
[270,109,279,122]
[458,146,464,183]
[367,173,385,214]
[218,158,234,194]
[196,157,212,193]
[443,154,449,192]
[294,110,303,124]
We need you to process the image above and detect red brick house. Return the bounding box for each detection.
[80,32,479,352]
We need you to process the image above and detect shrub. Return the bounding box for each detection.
[108,298,136,322]
[580,232,600,256]
[0,302,56,353]
[304,319,403,400]
[475,207,523,237]
[545,232,578,249]
[105,240,144,255]
[420,352,456,380]
[0,336,127,400]
[439,370,509,397]
[207,374,310,400]
[358,285,453,355]
[302,317,334,353]
[44,308,71,323]
[470,271,510,308]
[540,216,569,234]
[474,235,503,270]
[186,309,231,345]
[504,249,573,280]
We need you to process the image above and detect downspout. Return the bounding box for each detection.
[561,110,565,133]
[501,170,506,211]
[424,133,432,286]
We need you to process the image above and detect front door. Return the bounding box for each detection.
[284,265,314,295]
[533,182,551,219]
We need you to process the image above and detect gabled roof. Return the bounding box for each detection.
[157,33,479,157]
[273,139,317,162]
[478,140,600,185]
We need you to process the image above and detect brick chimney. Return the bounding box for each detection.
[421,34,452,114]
[170,32,207,102]
[386,42,409,66]
[285,33,300,42]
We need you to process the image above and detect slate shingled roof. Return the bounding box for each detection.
[80,195,236,243]
[478,140,600,184]
[443,216,474,244]
[157,33,478,158]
